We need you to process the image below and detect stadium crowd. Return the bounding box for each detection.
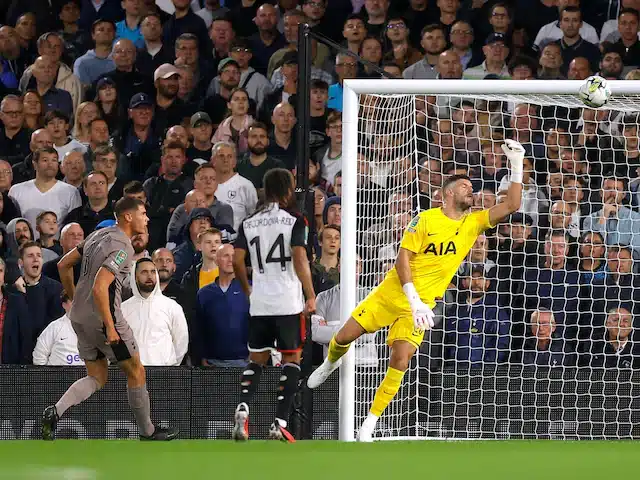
[0,0,638,372]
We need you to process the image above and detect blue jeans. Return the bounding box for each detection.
[204,358,248,368]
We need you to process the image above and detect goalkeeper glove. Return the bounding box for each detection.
[402,283,435,332]
[501,139,525,184]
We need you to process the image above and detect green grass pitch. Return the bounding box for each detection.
[0,440,636,480]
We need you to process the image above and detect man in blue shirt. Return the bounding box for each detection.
[194,243,249,367]
[116,0,145,48]
[327,52,357,112]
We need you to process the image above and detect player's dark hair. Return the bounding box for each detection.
[114,196,144,218]
[123,180,145,196]
[33,147,58,164]
[263,168,294,204]
[442,174,471,193]
[19,240,40,259]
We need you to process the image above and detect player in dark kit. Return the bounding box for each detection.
[41,197,179,441]
[233,168,316,442]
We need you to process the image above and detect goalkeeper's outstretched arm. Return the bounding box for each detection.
[489,139,525,226]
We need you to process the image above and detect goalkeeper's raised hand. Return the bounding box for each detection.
[403,283,435,332]
[501,139,525,184]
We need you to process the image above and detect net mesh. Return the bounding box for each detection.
[350,89,640,440]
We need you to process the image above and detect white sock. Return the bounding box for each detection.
[364,412,379,427]
[275,417,287,428]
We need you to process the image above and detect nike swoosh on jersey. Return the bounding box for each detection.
[428,233,437,236]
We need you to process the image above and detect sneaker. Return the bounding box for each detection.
[232,403,249,442]
[268,421,295,443]
[307,358,341,389]
[41,405,59,441]
[356,416,377,443]
[140,426,179,441]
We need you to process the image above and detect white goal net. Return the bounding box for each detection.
[339,80,640,441]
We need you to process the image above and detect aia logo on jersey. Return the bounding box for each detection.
[424,241,457,255]
[228,190,237,200]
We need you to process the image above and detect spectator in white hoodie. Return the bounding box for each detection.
[33,291,84,366]
[122,257,188,366]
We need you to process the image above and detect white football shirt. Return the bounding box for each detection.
[236,203,307,316]
[215,173,258,231]
[9,180,82,236]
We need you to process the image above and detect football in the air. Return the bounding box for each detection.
[578,75,611,108]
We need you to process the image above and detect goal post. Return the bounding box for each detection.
[339,79,640,442]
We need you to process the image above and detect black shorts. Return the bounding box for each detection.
[248,314,306,353]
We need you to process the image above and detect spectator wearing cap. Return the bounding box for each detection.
[63,170,114,237]
[136,12,173,78]
[19,32,83,115]
[445,265,510,366]
[187,112,214,164]
[112,92,161,181]
[153,63,192,138]
[116,0,145,49]
[533,0,598,51]
[555,6,601,74]
[87,39,154,111]
[236,122,285,196]
[248,4,287,76]
[327,53,357,113]
[73,19,117,86]
[403,24,446,79]
[172,207,215,281]
[212,141,258,232]
[270,47,333,91]
[163,0,211,60]
[166,165,234,247]
[143,142,194,251]
[598,43,624,80]
[30,57,74,119]
[463,33,511,80]
[203,58,244,128]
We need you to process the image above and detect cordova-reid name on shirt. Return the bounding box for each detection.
[244,216,296,229]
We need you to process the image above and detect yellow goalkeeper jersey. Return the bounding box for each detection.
[378,207,494,306]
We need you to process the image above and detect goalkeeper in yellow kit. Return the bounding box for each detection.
[308,139,525,441]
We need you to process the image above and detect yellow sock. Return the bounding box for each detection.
[327,336,350,364]
[370,367,405,417]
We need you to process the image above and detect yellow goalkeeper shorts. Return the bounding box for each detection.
[351,288,425,349]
